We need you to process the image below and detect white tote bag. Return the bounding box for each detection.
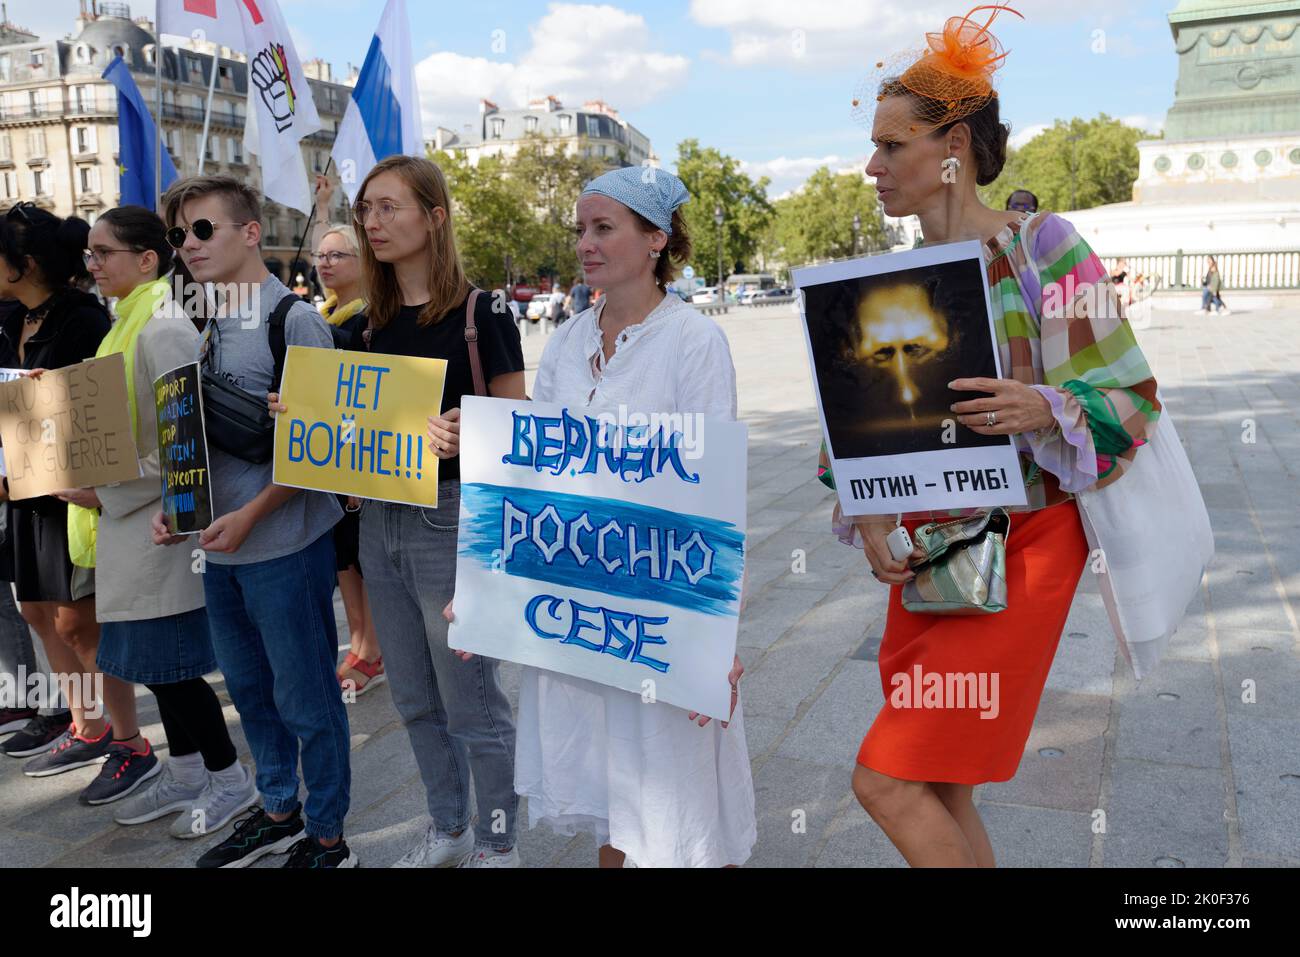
[1074,404,1215,679]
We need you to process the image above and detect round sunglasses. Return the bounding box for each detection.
[166,219,250,249]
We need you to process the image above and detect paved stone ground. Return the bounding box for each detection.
[2,301,1297,868]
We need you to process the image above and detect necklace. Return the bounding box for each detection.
[24,296,55,326]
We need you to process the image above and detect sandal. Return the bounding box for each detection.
[338,653,387,697]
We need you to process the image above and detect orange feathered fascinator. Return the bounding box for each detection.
[852,4,1023,139]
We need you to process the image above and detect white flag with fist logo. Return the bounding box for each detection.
[158,0,320,214]
[240,0,321,214]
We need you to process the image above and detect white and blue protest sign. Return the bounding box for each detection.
[448,396,748,719]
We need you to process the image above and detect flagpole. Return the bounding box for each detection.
[290,156,335,292]
[154,14,164,211]
[197,47,219,174]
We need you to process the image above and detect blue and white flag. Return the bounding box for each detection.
[331,0,423,202]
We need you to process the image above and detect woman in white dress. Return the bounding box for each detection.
[449,168,757,867]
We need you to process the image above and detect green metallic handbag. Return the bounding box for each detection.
[901,508,1010,615]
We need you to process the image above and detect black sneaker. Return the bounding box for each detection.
[282,835,358,869]
[2,711,72,758]
[78,740,162,806]
[22,723,113,776]
[196,806,305,869]
[1,706,38,735]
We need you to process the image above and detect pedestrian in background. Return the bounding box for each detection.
[1201,256,1229,314]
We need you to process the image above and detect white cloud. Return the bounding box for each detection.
[417,4,688,136]
[1009,114,1164,150]
[741,153,866,199]
[1010,123,1049,149]
[1120,113,1164,135]
[689,0,1140,69]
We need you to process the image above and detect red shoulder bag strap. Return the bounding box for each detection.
[464,287,486,397]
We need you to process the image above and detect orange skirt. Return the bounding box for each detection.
[857,501,1089,785]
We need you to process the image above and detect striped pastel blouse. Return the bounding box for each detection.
[821,211,1161,538]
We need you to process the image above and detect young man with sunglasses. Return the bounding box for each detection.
[151,176,353,869]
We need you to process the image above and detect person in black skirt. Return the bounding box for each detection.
[0,203,142,787]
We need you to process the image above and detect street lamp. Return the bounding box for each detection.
[714,204,725,304]
[852,213,862,257]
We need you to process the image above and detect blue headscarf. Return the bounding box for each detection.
[581,166,690,234]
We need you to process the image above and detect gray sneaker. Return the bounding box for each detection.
[170,763,258,840]
[114,760,205,826]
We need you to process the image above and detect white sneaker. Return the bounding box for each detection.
[113,761,205,826]
[170,763,257,839]
[391,821,473,868]
[457,844,521,868]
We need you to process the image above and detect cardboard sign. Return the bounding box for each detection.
[272,346,448,507]
[794,241,1028,516]
[154,362,213,534]
[0,354,141,500]
[448,396,749,720]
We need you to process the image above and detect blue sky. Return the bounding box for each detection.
[26,0,1182,194]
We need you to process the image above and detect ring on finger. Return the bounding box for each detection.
[985,411,997,427]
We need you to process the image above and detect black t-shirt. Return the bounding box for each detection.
[357,291,524,482]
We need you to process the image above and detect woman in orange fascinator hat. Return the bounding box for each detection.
[833,3,1167,867]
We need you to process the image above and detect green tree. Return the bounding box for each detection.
[509,134,605,285]
[433,149,542,288]
[770,167,884,268]
[674,139,774,283]
[979,114,1150,212]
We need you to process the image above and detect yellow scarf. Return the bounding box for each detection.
[68,279,170,568]
[320,294,366,327]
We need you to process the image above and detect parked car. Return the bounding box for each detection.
[691,286,721,304]
[526,292,564,323]
[739,289,770,305]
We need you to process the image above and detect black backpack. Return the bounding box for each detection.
[199,294,300,464]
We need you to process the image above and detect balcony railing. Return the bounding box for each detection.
[1100,250,1300,291]
[0,104,64,121]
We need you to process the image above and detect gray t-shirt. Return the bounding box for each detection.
[200,274,342,565]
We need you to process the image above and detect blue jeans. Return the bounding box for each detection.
[202,532,350,840]
[359,482,518,849]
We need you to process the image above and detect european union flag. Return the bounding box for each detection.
[102,55,179,211]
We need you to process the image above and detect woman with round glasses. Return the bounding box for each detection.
[0,204,120,788]
[273,155,528,867]
[308,173,382,695]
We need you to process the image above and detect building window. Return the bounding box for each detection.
[524,116,539,134]
[32,168,50,197]
[74,85,94,112]
[313,150,323,172]
[0,54,9,83]
[0,134,10,162]
[1,171,16,199]
[79,166,101,194]
[144,45,156,65]
[30,50,45,70]
[74,127,97,154]
[491,118,505,139]
[75,44,92,64]
[113,45,128,61]
[27,130,47,158]
[558,114,572,134]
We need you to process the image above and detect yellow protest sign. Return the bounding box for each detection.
[273,346,448,507]
[0,354,142,500]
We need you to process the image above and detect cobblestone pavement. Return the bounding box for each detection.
[2,301,1296,868]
